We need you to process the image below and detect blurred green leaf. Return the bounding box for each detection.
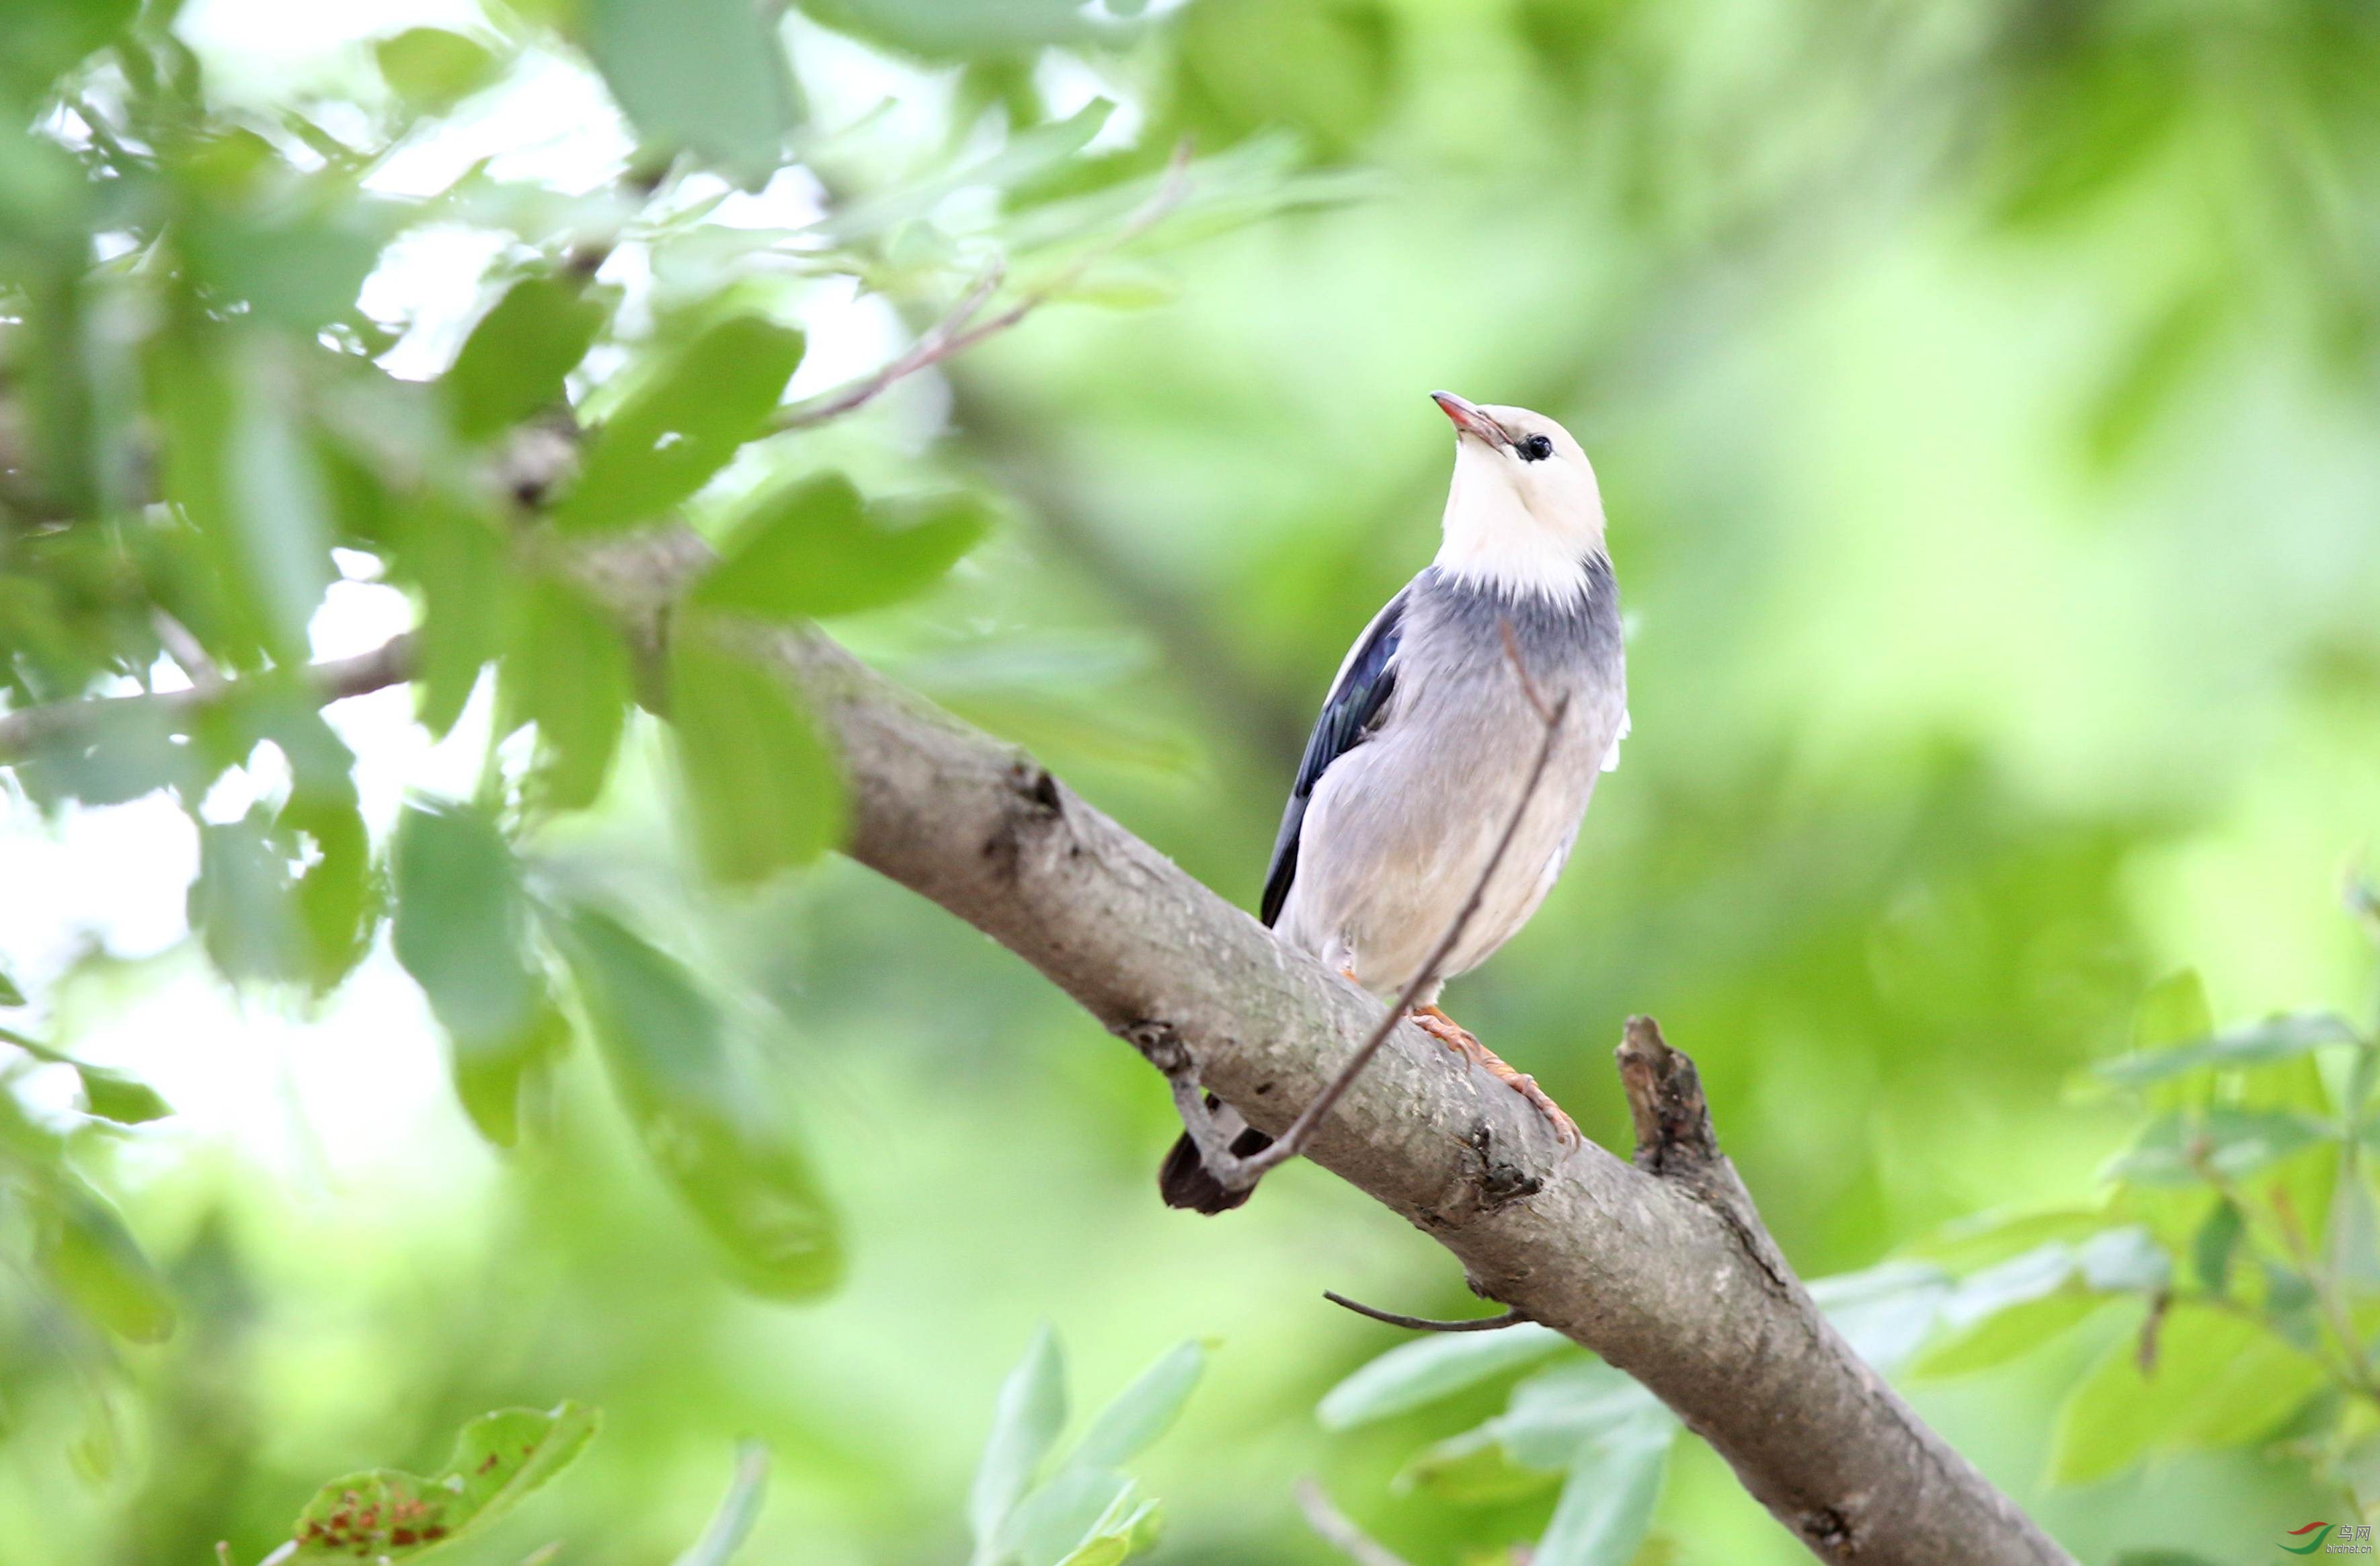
[179,205,393,334]
[1065,1341,1203,1473]
[2105,1107,2332,1185]
[2135,968,2214,1051]
[1531,1422,1671,1566]
[2192,1198,2242,1292]
[282,793,376,996]
[556,908,842,1298]
[0,1027,173,1124]
[0,967,19,1007]
[994,1466,1138,1566]
[668,637,844,884]
[1808,1261,1956,1373]
[1316,1325,1569,1430]
[2049,1304,2323,1485]
[286,1402,599,1561]
[375,28,503,113]
[695,473,990,621]
[392,801,566,1147]
[38,1173,175,1343]
[1396,1426,1563,1504]
[1175,0,1396,159]
[1489,1360,1672,1472]
[795,0,1124,61]
[818,101,1113,243]
[669,1442,768,1566]
[498,578,631,812]
[406,501,514,739]
[971,1323,1068,1552]
[0,0,138,108]
[2099,1013,2364,1085]
[1916,1294,2108,1378]
[551,317,803,533]
[581,0,796,184]
[444,276,608,441]
[189,811,305,985]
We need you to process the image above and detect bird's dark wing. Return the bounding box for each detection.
[1259,586,1409,927]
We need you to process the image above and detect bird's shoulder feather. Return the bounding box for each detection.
[1260,584,1409,927]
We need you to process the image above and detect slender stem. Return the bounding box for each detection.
[1322,1291,1531,1333]
[1294,1479,1416,1566]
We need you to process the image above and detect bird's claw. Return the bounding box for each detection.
[1411,1005,1582,1149]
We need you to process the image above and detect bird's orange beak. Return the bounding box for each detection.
[1431,390,1510,448]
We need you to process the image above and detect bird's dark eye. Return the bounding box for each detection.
[1518,434,1554,463]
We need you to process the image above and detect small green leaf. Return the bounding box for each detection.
[668,637,845,884]
[695,473,990,620]
[1530,1425,1671,1566]
[556,908,841,1297]
[1066,1341,1203,1473]
[407,502,514,739]
[582,0,797,183]
[551,316,803,533]
[2192,1198,2242,1292]
[1807,1261,1955,1373]
[1316,1324,1569,1431]
[0,966,22,1006]
[283,793,376,996]
[2104,1107,2332,1185]
[498,578,631,812]
[444,276,608,441]
[286,1402,599,1561]
[1913,1293,2106,1378]
[1395,1426,1564,1504]
[376,27,503,112]
[2098,1012,2364,1086]
[971,1323,1068,1550]
[995,1467,1138,1566]
[392,801,566,1147]
[670,1442,768,1566]
[40,1174,175,1343]
[190,812,305,985]
[75,1064,173,1125]
[1490,1360,1671,1471]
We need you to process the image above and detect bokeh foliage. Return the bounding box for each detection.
[0,0,2375,1563]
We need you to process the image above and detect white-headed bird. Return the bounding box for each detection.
[1160,392,1629,1214]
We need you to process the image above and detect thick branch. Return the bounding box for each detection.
[750,624,2074,1566]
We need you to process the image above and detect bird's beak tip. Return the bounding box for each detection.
[1431,390,1505,446]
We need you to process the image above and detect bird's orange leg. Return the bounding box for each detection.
[1411,1004,1581,1148]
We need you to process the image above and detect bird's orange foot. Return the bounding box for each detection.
[1411,1005,1581,1148]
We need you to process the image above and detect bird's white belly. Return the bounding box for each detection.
[1275,720,1601,999]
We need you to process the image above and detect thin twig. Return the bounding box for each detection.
[1165,626,1571,1194]
[0,633,416,764]
[149,607,225,695]
[769,139,1195,432]
[1294,1478,1416,1566]
[1322,1290,1532,1332]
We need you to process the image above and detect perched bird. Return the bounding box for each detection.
[1160,391,1629,1214]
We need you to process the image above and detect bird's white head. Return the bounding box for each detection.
[1429,391,1607,603]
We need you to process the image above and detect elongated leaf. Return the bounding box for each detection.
[818,100,1111,242]
[0,1028,172,1124]
[1396,1426,1564,1504]
[695,473,990,621]
[1316,1323,1569,1430]
[2135,968,2213,1051]
[668,638,844,884]
[1531,1425,1671,1566]
[282,793,376,996]
[444,276,607,440]
[1808,1261,1954,1373]
[670,1442,768,1566]
[407,501,513,740]
[557,908,841,1297]
[2105,1106,2332,1185]
[498,578,631,812]
[2192,1198,2242,1292]
[971,1323,1068,1550]
[287,1402,599,1561]
[551,317,802,533]
[38,1174,175,1343]
[1491,1360,1670,1471]
[996,1466,1137,1566]
[1066,1341,1203,1473]
[393,801,565,1147]
[0,966,22,1006]
[2048,1304,2319,1484]
[1913,1292,2107,1378]
[583,0,796,184]
[2098,1013,2364,1085]
[190,812,305,985]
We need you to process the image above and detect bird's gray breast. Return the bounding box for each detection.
[1277,560,1628,996]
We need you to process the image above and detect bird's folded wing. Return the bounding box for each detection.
[1259,584,1410,927]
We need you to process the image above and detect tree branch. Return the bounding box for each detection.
[1295,1478,1415,1566]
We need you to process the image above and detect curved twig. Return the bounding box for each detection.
[1322,1291,1532,1333]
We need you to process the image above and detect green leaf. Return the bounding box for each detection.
[1065,1341,1203,1473]
[2192,1199,2242,1292]
[555,908,842,1297]
[498,578,631,812]
[2098,1013,2365,1086]
[286,1402,599,1561]
[38,1173,175,1343]
[407,502,514,740]
[1901,1205,2113,1269]
[697,474,990,621]
[971,1323,1068,1551]
[2105,1107,2332,1185]
[582,0,797,184]
[1396,1426,1564,1504]
[669,1442,768,1566]
[1490,1360,1672,1471]
[668,637,844,884]
[995,1467,1140,1566]
[190,812,305,985]
[2135,968,2215,1050]
[1807,1260,1955,1373]
[392,801,566,1147]
[1531,1425,1671,1566]
[0,966,22,1006]
[376,28,504,112]
[551,317,803,533]
[0,1029,172,1124]
[1315,1323,1569,1430]
[1914,1292,2107,1378]
[283,793,376,996]
[2048,1304,2323,1484]
[817,100,1112,243]
[444,276,608,441]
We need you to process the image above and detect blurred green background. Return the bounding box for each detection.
[1,0,2377,1563]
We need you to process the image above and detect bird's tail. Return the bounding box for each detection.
[1157,1095,1272,1214]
